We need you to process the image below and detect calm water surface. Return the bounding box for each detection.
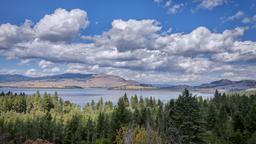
[0,88,213,107]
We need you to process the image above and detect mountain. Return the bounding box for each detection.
[0,73,141,89]
[152,84,191,90]
[198,79,234,88]
[32,73,93,81]
[196,79,256,92]
[0,74,31,82]
[0,73,93,83]
[151,79,256,92]
[0,74,255,91]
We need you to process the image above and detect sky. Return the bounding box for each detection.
[0,0,255,85]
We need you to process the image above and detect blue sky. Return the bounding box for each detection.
[0,0,255,84]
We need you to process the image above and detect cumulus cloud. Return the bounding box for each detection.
[84,19,161,52]
[213,41,256,62]
[0,20,34,49]
[38,60,61,73]
[155,27,245,56]
[25,69,39,77]
[48,67,60,73]
[0,8,256,83]
[39,60,54,69]
[176,57,211,73]
[0,8,88,50]
[35,8,88,42]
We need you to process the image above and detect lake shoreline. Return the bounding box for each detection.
[0,87,213,107]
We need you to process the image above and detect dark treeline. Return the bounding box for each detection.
[0,89,256,144]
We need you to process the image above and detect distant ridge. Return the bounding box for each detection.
[0,74,30,82]
[0,73,140,89]
[32,73,93,81]
[0,74,255,91]
[198,79,234,88]
[0,73,93,82]
[194,79,256,91]
[152,79,256,92]
[197,79,256,89]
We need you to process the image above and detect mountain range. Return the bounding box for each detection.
[156,79,256,92]
[195,79,256,92]
[0,73,256,92]
[0,73,140,89]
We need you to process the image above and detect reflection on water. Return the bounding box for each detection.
[0,88,213,107]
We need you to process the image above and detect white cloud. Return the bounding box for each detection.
[85,19,161,52]
[0,9,256,83]
[242,17,251,24]
[25,69,38,77]
[18,59,33,65]
[226,11,244,22]
[155,27,245,56]
[177,57,211,73]
[240,14,256,29]
[0,8,88,50]
[6,21,252,82]
[0,20,34,49]
[167,3,184,14]
[39,60,54,69]
[37,60,61,74]
[197,0,227,9]
[153,0,184,14]
[213,41,256,62]
[153,0,162,3]
[65,63,87,73]
[223,72,234,77]
[35,8,88,42]
[49,67,60,73]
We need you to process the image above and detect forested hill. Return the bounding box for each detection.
[0,90,256,143]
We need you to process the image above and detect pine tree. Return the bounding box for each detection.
[84,118,95,143]
[206,103,217,130]
[123,93,129,107]
[18,96,27,113]
[96,112,107,138]
[131,95,138,109]
[63,114,82,144]
[132,108,141,126]
[174,89,205,144]
[111,96,131,140]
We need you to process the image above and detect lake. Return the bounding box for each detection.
[0,88,213,107]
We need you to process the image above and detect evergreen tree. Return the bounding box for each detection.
[96,112,107,138]
[174,89,205,144]
[63,114,82,144]
[131,95,138,109]
[206,103,217,130]
[84,118,95,143]
[111,97,131,139]
[123,93,129,107]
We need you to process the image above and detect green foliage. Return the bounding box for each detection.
[0,90,256,144]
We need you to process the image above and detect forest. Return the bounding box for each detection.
[0,89,256,144]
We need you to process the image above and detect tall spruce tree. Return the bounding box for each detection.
[174,89,205,144]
